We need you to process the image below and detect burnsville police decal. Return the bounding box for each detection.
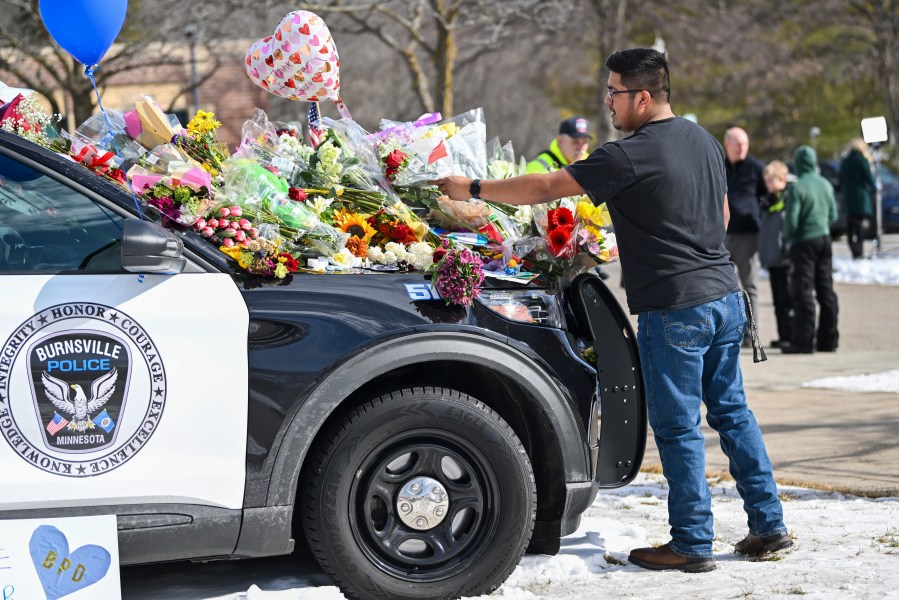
[0,303,166,477]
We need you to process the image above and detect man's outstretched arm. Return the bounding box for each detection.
[432,169,585,206]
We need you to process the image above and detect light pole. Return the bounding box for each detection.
[185,25,200,114]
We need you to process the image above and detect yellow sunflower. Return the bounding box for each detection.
[334,208,376,244]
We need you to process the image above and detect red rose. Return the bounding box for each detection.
[385,149,407,169]
[288,187,307,202]
[432,247,447,263]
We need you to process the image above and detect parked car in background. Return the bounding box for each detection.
[875,164,899,233]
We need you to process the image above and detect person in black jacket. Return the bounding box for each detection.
[759,160,792,348]
[839,138,877,259]
[723,127,767,345]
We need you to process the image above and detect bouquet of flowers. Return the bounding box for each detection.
[219,236,299,279]
[172,110,230,180]
[575,199,618,262]
[140,179,215,227]
[431,240,485,307]
[0,93,63,150]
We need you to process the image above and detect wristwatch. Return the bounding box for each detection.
[469,179,481,200]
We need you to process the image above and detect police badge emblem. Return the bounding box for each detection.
[0,303,166,477]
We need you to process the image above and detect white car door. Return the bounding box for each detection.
[0,150,249,512]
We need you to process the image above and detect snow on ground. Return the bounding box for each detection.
[832,254,899,285]
[803,369,899,394]
[177,473,899,600]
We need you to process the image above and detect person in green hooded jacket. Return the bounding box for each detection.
[839,138,877,259]
[782,145,839,354]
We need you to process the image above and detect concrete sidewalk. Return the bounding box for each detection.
[601,239,899,496]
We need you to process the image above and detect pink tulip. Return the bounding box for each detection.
[196,218,207,229]
[234,230,247,242]
[201,226,214,237]
[218,207,231,219]
[230,220,240,230]
[207,218,219,229]
[239,218,252,230]
[222,238,235,248]
[248,228,259,239]
[229,206,243,217]
[218,228,236,238]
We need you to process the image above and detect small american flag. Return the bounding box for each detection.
[47,412,68,436]
[307,102,324,148]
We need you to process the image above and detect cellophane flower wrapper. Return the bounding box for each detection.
[68,110,146,164]
[321,117,394,193]
[233,109,305,183]
[532,200,580,259]
[222,158,348,256]
[390,135,456,187]
[440,108,487,180]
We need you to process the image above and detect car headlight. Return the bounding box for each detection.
[478,289,563,328]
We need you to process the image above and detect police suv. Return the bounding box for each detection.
[0,129,646,600]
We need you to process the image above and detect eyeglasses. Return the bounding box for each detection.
[607,89,643,99]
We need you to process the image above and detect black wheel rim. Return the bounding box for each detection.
[348,429,501,582]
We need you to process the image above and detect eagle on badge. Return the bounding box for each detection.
[41,369,118,432]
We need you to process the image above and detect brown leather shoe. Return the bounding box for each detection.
[628,543,716,572]
[735,532,794,556]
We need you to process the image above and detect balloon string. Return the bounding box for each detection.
[85,64,144,220]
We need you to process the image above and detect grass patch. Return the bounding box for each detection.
[604,553,626,566]
[774,586,806,595]
[875,529,899,554]
[747,553,785,563]
[877,530,899,547]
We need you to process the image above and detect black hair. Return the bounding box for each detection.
[605,48,670,103]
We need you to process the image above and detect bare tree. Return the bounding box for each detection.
[846,0,899,146]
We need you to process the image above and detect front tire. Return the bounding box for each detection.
[301,387,536,600]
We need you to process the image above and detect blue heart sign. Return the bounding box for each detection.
[29,525,111,600]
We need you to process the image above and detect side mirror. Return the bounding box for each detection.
[121,219,185,274]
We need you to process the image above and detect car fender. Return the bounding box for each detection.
[264,330,589,507]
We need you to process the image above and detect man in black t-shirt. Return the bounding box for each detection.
[434,47,791,572]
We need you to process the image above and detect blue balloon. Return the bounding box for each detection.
[38,0,128,67]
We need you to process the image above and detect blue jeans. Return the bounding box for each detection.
[637,291,787,558]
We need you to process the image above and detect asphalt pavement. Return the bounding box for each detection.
[602,235,899,497]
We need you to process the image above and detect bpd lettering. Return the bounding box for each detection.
[42,550,87,583]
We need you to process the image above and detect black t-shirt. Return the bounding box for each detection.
[725,154,767,233]
[566,117,739,314]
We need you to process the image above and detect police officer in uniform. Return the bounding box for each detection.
[526,116,593,173]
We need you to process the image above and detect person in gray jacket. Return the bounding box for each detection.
[759,160,792,348]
